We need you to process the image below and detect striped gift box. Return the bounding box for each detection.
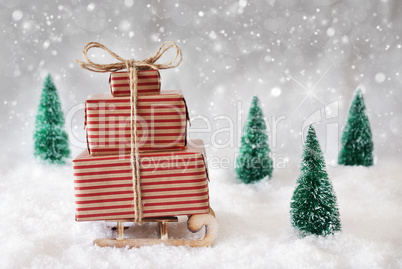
[73,140,210,221]
[85,90,188,156]
[109,70,161,97]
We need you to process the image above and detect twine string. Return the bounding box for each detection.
[76,41,182,73]
[76,42,183,224]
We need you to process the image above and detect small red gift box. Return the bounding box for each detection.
[109,70,161,97]
[73,139,210,221]
[85,90,189,156]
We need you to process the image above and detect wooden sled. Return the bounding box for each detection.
[94,208,218,248]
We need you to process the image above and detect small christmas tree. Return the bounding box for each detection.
[290,125,341,237]
[236,96,273,183]
[338,89,374,166]
[34,74,70,164]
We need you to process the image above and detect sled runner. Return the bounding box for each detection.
[94,208,218,248]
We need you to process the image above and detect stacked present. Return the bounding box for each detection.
[73,42,211,223]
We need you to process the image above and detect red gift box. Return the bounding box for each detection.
[73,139,210,221]
[109,70,161,97]
[85,90,189,156]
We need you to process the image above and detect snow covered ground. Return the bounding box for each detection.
[1,0,402,268]
[1,160,401,268]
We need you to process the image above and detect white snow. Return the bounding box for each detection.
[209,31,217,40]
[326,27,335,37]
[375,73,386,84]
[11,10,23,21]
[86,3,95,12]
[271,87,282,97]
[124,0,134,8]
[1,160,401,268]
[1,0,402,267]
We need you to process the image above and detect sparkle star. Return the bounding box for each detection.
[284,64,333,119]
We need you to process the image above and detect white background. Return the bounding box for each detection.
[0,0,401,268]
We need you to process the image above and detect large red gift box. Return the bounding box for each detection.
[73,139,210,221]
[109,70,160,97]
[85,90,188,156]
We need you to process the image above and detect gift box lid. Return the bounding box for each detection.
[73,139,207,163]
[87,90,184,102]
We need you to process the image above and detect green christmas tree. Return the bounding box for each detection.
[290,125,341,237]
[236,96,273,183]
[338,89,374,166]
[34,74,70,164]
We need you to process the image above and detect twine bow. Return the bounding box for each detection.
[76,41,183,224]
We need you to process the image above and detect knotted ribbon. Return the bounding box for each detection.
[76,41,183,224]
